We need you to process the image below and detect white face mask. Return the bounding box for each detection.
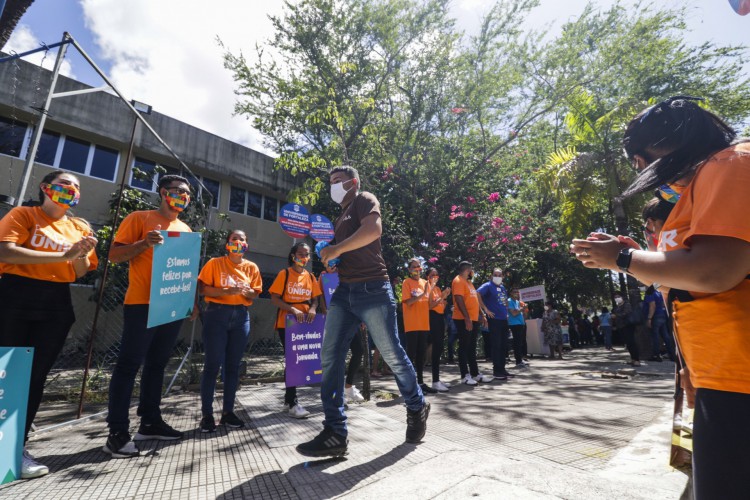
[614,297,624,305]
[330,180,353,204]
[492,277,503,285]
[544,305,550,311]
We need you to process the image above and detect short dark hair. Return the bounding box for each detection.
[622,96,736,198]
[601,307,609,313]
[458,261,472,273]
[426,267,438,276]
[329,165,360,186]
[225,229,246,243]
[287,241,310,266]
[158,174,190,191]
[641,197,674,223]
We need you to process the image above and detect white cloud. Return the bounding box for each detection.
[79,0,286,155]
[5,25,76,79]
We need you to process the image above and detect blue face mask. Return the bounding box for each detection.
[657,184,682,204]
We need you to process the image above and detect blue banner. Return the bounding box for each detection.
[0,347,34,485]
[148,231,201,328]
[279,203,310,239]
[284,314,326,387]
[320,272,339,309]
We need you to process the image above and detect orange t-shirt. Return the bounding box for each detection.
[0,206,98,282]
[114,210,191,305]
[402,277,430,332]
[269,267,322,329]
[430,285,446,314]
[198,256,262,306]
[451,276,479,321]
[660,143,750,394]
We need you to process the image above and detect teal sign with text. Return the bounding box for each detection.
[0,347,33,484]
[148,231,201,328]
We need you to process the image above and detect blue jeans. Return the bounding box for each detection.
[601,325,612,349]
[107,304,183,432]
[488,318,509,376]
[321,280,424,436]
[200,303,250,415]
[650,314,675,360]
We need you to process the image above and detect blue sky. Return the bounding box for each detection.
[5,0,749,151]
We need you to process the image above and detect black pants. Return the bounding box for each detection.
[406,330,428,384]
[622,325,639,361]
[693,388,750,500]
[428,311,444,382]
[277,328,298,406]
[455,319,479,378]
[509,324,526,364]
[346,332,363,386]
[0,275,75,442]
[488,318,509,376]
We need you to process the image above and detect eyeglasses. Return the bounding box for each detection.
[166,186,191,195]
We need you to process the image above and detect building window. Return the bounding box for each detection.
[35,130,61,166]
[187,174,220,209]
[131,157,156,191]
[90,145,119,181]
[247,192,262,218]
[229,186,246,213]
[59,136,91,175]
[0,116,27,157]
[263,196,278,221]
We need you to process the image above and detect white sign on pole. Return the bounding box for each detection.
[519,285,546,303]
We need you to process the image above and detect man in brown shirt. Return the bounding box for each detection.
[296,166,429,457]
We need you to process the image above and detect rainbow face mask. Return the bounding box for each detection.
[166,191,190,212]
[43,183,80,208]
[657,184,682,204]
[226,241,248,254]
[294,256,310,267]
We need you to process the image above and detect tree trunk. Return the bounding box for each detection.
[0,0,35,50]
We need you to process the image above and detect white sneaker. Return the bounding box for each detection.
[432,381,450,392]
[463,374,477,386]
[344,385,365,403]
[289,404,311,419]
[474,373,494,383]
[21,449,49,479]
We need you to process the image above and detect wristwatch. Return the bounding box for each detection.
[616,248,635,273]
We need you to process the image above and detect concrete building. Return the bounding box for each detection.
[0,54,298,278]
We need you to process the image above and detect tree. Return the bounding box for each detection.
[0,0,35,49]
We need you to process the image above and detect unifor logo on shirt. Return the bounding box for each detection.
[287,282,313,297]
[342,215,352,221]
[220,273,240,287]
[30,224,72,252]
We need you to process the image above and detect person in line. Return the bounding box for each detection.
[444,298,458,364]
[599,307,613,351]
[103,175,193,458]
[571,96,750,498]
[541,301,563,360]
[426,267,451,392]
[477,268,513,380]
[402,258,438,394]
[612,292,639,366]
[452,261,492,385]
[507,288,529,368]
[297,166,429,457]
[0,170,98,478]
[270,242,321,419]
[197,229,261,432]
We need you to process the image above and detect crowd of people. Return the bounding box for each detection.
[2,97,748,499]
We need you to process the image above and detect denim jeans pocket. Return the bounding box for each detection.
[363,280,389,295]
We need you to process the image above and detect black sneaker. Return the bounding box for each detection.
[200,415,216,433]
[134,419,184,441]
[220,411,245,429]
[420,383,438,394]
[102,431,140,458]
[296,426,348,457]
[405,400,431,443]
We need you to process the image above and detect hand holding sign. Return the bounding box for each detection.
[145,224,164,247]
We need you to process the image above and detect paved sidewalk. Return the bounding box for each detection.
[2,347,688,499]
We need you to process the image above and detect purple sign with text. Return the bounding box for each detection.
[279,203,311,239]
[285,313,326,387]
[309,214,335,242]
[320,272,339,309]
